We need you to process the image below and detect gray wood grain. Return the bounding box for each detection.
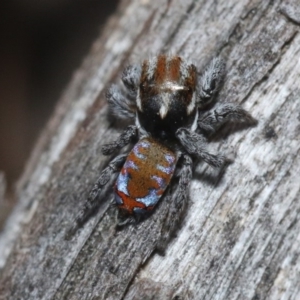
[0,0,300,299]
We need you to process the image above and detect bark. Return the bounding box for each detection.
[1,0,300,299]
[0,173,7,229]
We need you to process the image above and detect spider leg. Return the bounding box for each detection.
[198,103,257,134]
[69,154,127,235]
[121,64,141,97]
[198,57,226,107]
[157,154,193,253]
[106,84,136,120]
[176,128,228,168]
[101,125,137,155]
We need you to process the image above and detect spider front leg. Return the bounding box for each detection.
[106,85,136,120]
[68,154,127,236]
[157,154,193,253]
[176,128,229,168]
[106,64,140,120]
[101,125,137,155]
[198,57,226,106]
[198,103,257,134]
[122,64,141,96]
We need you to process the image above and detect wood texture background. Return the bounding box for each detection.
[1,0,300,299]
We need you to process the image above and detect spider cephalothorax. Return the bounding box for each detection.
[137,55,198,140]
[73,54,255,248]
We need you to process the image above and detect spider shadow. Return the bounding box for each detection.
[65,181,118,240]
[106,113,131,129]
[206,121,257,143]
[192,161,231,188]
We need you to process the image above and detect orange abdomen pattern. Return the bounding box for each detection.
[114,137,176,214]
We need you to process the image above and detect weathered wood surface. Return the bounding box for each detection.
[0,173,7,229]
[1,0,300,299]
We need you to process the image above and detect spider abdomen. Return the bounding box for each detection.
[114,137,176,214]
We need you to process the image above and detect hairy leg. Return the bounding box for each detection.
[69,154,127,235]
[198,103,257,134]
[122,64,141,96]
[198,57,226,107]
[176,128,228,168]
[101,125,137,155]
[157,154,193,253]
[106,85,136,120]
[106,64,140,119]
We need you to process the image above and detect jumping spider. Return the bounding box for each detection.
[73,54,255,247]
